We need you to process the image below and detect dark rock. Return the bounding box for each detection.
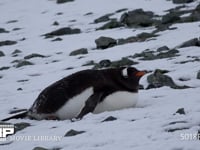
[69,48,88,56]
[166,127,189,132]
[157,46,170,52]
[118,36,138,45]
[32,147,48,150]
[177,38,200,48]
[0,51,5,57]
[56,12,63,15]
[102,116,117,122]
[17,88,23,91]
[0,66,10,71]
[0,40,17,47]
[24,53,46,59]
[162,12,181,24]
[133,49,179,60]
[64,129,85,137]
[13,28,22,31]
[118,32,157,45]
[111,57,138,67]
[115,8,128,13]
[51,38,63,42]
[168,121,187,125]
[14,60,34,68]
[95,36,117,49]
[6,20,18,24]
[156,49,179,59]
[53,21,59,26]
[176,108,186,115]
[12,49,22,55]
[133,50,156,60]
[94,13,113,23]
[82,60,95,66]
[97,19,123,30]
[14,122,31,133]
[136,32,157,41]
[0,28,9,33]
[120,9,155,27]
[84,12,93,16]
[197,71,200,79]
[93,57,138,69]
[33,147,61,150]
[43,27,81,38]
[172,0,194,4]
[0,76,2,79]
[147,69,190,89]
[17,79,29,82]
[56,0,74,4]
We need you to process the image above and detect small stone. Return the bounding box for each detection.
[166,127,189,132]
[197,71,200,79]
[0,66,10,71]
[102,116,117,122]
[17,88,23,91]
[64,129,85,137]
[15,60,34,68]
[69,48,88,56]
[84,12,93,16]
[56,0,74,4]
[0,28,9,33]
[6,20,18,24]
[43,27,81,38]
[162,12,181,24]
[0,51,5,57]
[12,49,22,55]
[94,13,113,23]
[82,60,95,66]
[32,147,48,150]
[172,0,194,4]
[175,108,186,115]
[53,21,59,26]
[136,32,157,41]
[0,40,17,47]
[111,57,138,68]
[24,53,46,59]
[95,36,117,49]
[115,8,128,13]
[157,46,170,52]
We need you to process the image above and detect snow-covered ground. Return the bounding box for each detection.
[0,0,200,149]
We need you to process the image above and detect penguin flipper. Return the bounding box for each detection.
[76,92,104,119]
[1,111,28,121]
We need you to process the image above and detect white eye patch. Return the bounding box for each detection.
[122,68,128,77]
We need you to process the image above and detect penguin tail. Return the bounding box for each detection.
[1,111,28,122]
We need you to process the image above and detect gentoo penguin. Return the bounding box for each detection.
[1,67,146,121]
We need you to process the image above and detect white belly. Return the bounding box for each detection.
[55,88,138,120]
[94,91,138,113]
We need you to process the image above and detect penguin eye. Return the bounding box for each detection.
[122,68,128,78]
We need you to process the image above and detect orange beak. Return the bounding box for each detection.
[135,71,146,77]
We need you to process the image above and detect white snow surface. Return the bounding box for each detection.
[0,0,200,149]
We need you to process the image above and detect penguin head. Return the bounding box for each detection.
[121,67,146,79]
